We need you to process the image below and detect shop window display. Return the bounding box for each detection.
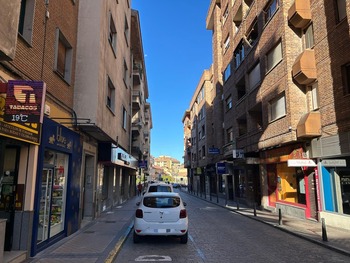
[276,163,306,205]
[37,150,68,243]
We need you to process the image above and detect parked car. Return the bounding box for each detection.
[172,183,181,189]
[133,192,188,244]
[144,182,173,193]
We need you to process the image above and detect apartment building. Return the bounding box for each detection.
[0,0,151,259]
[183,68,219,195]
[131,9,152,184]
[0,0,80,258]
[184,0,350,229]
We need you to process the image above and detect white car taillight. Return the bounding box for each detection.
[135,209,143,218]
[179,209,187,219]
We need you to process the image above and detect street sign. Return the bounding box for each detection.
[216,162,226,175]
[208,147,220,154]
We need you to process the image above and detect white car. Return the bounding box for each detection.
[144,182,174,193]
[133,192,188,244]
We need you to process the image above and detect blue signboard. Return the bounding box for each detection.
[216,162,226,175]
[208,147,220,154]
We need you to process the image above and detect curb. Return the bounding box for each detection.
[104,221,134,263]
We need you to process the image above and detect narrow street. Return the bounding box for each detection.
[114,191,350,263]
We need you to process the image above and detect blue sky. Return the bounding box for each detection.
[132,0,212,163]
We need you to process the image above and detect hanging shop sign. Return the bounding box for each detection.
[0,82,44,144]
[138,160,148,168]
[4,80,46,124]
[287,159,316,167]
[233,149,244,159]
[321,159,347,167]
[216,162,226,175]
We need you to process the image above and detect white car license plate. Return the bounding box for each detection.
[155,229,170,233]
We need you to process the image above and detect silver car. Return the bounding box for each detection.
[133,192,188,244]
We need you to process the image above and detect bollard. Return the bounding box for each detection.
[321,218,328,242]
[254,203,257,217]
[236,199,240,210]
[278,208,282,225]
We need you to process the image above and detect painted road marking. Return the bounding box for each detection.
[135,255,172,261]
[189,234,206,261]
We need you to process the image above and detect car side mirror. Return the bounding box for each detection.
[183,202,187,206]
[136,201,140,206]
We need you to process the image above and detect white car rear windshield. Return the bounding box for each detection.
[143,196,180,208]
[148,185,172,192]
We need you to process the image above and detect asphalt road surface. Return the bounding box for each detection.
[114,191,350,263]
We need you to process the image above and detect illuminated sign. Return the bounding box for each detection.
[0,82,42,144]
[287,159,316,167]
[4,80,46,124]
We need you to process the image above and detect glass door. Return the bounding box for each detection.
[37,168,53,243]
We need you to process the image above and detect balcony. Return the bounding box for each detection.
[0,0,21,60]
[132,91,141,111]
[292,49,317,85]
[297,111,321,138]
[223,142,235,157]
[133,62,143,85]
[288,0,311,28]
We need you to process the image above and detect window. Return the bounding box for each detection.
[248,63,261,90]
[224,35,230,53]
[246,19,258,47]
[310,82,319,110]
[197,86,205,103]
[223,64,232,83]
[124,15,129,45]
[109,13,117,54]
[107,76,115,111]
[223,5,229,24]
[226,95,233,111]
[336,0,347,22]
[237,115,247,136]
[123,59,129,86]
[237,76,246,100]
[226,127,233,143]
[201,125,205,138]
[233,5,242,33]
[341,62,350,95]
[266,41,282,72]
[234,41,245,69]
[202,145,206,158]
[54,29,73,83]
[269,93,286,121]
[122,107,127,129]
[198,107,205,120]
[264,0,279,24]
[304,24,314,49]
[18,0,35,44]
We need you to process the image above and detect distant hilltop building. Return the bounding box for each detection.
[154,155,181,171]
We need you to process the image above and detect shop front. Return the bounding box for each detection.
[97,143,138,214]
[0,80,44,254]
[263,145,319,220]
[319,157,350,230]
[31,117,82,256]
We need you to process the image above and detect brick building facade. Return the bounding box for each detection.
[184,0,350,230]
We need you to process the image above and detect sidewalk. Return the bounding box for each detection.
[21,190,350,263]
[22,195,140,263]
